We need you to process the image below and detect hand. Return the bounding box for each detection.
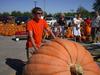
[30,46,38,54]
[34,47,38,52]
[31,49,38,54]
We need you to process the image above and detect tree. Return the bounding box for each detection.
[23,12,31,17]
[93,0,100,12]
[11,11,22,17]
[0,13,2,16]
[76,6,90,18]
[2,12,10,16]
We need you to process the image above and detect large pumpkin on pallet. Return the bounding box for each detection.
[23,38,100,75]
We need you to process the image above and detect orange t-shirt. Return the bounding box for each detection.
[26,19,48,48]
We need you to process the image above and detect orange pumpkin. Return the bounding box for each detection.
[0,24,26,36]
[23,38,100,75]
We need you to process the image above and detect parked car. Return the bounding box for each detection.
[45,17,57,26]
[15,31,28,41]
[15,16,29,25]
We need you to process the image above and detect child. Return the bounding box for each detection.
[53,22,62,37]
[65,23,73,38]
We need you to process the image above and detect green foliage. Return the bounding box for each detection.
[0,13,2,16]
[65,12,75,16]
[2,12,10,16]
[93,0,100,12]
[76,6,91,18]
[23,12,31,16]
[11,11,22,17]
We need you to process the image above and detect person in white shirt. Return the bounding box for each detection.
[91,11,100,43]
[73,13,83,42]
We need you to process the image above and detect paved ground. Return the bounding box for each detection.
[0,36,27,75]
[0,36,100,75]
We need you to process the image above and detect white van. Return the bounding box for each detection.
[45,17,57,26]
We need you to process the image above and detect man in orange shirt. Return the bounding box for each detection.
[26,7,55,60]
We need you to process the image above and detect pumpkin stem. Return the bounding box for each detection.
[70,64,83,75]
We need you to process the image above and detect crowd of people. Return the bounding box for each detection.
[46,11,100,44]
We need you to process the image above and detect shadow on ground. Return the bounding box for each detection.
[5,58,25,75]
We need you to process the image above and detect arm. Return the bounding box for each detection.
[43,19,56,39]
[46,27,56,39]
[28,30,38,51]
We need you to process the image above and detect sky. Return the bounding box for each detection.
[0,0,95,14]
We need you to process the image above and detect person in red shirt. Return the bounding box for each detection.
[84,17,91,36]
[84,17,92,42]
[26,7,55,60]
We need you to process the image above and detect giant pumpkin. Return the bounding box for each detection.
[23,38,100,75]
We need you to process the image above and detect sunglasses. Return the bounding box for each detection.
[36,12,43,15]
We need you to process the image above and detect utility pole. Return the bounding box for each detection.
[43,0,46,16]
[44,0,46,12]
[34,1,37,7]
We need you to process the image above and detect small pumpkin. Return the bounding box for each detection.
[23,38,100,75]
